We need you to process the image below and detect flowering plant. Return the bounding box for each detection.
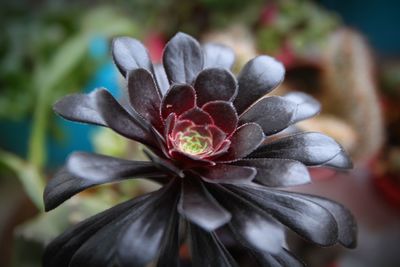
[43,32,356,267]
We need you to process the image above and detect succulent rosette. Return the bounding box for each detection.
[43,32,356,267]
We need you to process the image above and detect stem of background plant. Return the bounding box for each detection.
[28,34,90,169]
[28,86,49,169]
[0,149,45,210]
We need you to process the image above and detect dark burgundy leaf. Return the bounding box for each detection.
[228,184,339,246]
[44,162,163,212]
[179,107,214,125]
[195,164,256,184]
[239,96,297,136]
[164,113,177,149]
[250,132,343,166]
[112,37,153,77]
[211,185,285,254]
[320,150,353,169]
[210,140,231,158]
[216,123,264,162]
[163,32,203,84]
[273,250,305,267]
[117,182,179,267]
[154,63,170,95]
[55,89,157,148]
[178,178,231,231]
[234,55,285,114]
[284,92,321,123]
[69,196,151,267]
[189,223,239,267]
[67,152,162,181]
[253,249,305,267]
[194,68,237,106]
[208,125,226,149]
[128,68,162,127]
[253,252,282,267]
[161,84,196,119]
[156,202,180,267]
[143,149,184,178]
[164,113,176,136]
[234,158,311,187]
[202,101,238,135]
[293,193,357,248]
[43,194,150,267]
[53,91,106,126]
[169,149,216,167]
[93,89,158,147]
[203,43,235,69]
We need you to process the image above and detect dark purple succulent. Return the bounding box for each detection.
[43,32,356,267]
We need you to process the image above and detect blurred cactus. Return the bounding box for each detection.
[320,29,384,161]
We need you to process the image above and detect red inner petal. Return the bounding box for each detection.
[171,120,195,138]
[164,113,177,149]
[202,101,238,135]
[207,125,226,149]
[178,107,214,125]
[161,84,196,119]
[209,140,231,159]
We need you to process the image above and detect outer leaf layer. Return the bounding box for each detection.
[112,37,153,77]
[117,182,179,267]
[163,32,203,84]
[211,185,285,254]
[128,68,162,126]
[250,132,343,166]
[234,55,285,114]
[161,84,196,119]
[239,96,297,136]
[203,43,235,69]
[178,178,231,231]
[154,64,169,94]
[252,249,305,267]
[194,164,256,184]
[194,68,237,106]
[53,91,106,126]
[235,158,311,187]
[202,101,238,135]
[228,184,339,246]
[216,123,264,162]
[67,152,161,181]
[43,194,150,267]
[189,223,239,267]
[93,89,158,147]
[44,161,163,211]
[292,193,357,248]
[283,92,321,123]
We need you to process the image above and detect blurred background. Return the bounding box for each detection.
[1,0,400,266]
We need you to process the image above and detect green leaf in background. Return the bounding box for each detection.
[0,149,45,210]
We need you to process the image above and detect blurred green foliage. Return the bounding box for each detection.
[0,149,45,210]
[0,3,141,169]
[257,0,340,56]
[115,0,265,36]
[0,2,94,120]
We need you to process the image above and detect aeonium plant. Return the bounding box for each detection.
[43,32,357,267]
